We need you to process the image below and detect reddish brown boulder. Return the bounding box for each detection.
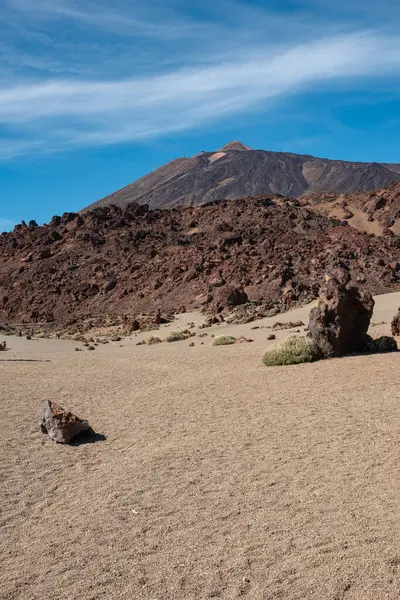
[199,314,224,329]
[210,285,248,313]
[194,293,213,308]
[308,277,374,358]
[123,315,140,333]
[36,248,52,260]
[104,278,117,292]
[38,400,90,444]
[391,308,400,336]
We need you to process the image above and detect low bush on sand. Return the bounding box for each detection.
[262,336,320,366]
[166,331,186,343]
[212,335,236,346]
[146,335,162,345]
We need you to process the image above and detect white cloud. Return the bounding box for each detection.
[1,1,400,158]
[4,0,204,39]
[0,138,45,159]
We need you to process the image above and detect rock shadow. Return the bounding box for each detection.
[0,358,52,363]
[69,428,107,446]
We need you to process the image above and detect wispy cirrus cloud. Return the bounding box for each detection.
[6,0,191,38]
[1,0,400,159]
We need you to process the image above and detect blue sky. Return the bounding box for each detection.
[2,0,400,230]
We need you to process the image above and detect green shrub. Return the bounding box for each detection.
[166,331,186,343]
[146,335,162,345]
[212,335,236,346]
[262,336,320,366]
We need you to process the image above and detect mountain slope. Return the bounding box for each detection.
[83,143,400,212]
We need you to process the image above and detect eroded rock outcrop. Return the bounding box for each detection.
[308,276,374,358]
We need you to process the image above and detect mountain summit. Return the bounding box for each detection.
[218,141,253,152]
[83,144,400,212]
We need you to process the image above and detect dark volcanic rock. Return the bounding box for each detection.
[391,309,400,336]
[38,400,90,444]
[374,336,398,353]
[308,277,375,358]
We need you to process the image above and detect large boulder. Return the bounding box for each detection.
[209,284,248,313]
[308,276,374,358]
[38,400,90,444]
[391,308,400,336]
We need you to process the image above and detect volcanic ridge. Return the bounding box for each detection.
[1,184,400,330]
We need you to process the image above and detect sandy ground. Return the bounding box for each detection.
[1,293,400,599]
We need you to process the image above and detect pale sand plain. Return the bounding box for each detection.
[1,292,400,600]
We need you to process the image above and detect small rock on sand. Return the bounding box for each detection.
[38,400,90,444]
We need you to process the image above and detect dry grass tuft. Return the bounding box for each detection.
[212,335,236,346]
[166,331,186,343]
[262,336,320,366]
[146,336,163,345]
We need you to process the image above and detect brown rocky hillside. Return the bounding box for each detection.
[1,193,399,328]
[306,181,400,236]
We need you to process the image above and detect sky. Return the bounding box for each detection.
[2,0,400,230]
